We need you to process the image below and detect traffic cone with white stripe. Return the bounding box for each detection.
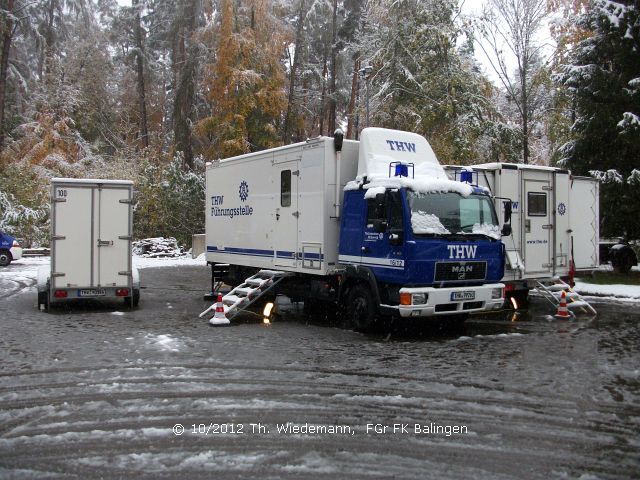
[554,290,572,319]
[209,293,230,326]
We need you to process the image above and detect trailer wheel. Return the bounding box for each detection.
[0,250,11,267]
[125,289,140,308]
[38,290,49,312]
[345,284,377,332]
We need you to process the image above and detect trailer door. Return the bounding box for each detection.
[97,186,132,287]
[274,159,299,268]
[570,178,599,269]
[52,185,93,289]
[523,176,552,275]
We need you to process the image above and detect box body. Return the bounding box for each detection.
[49,178,134,300]
[205,137,358,275]
[445,164,599,282]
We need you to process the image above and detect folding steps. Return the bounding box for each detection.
[199,269,292,321]
[534,278,597,316]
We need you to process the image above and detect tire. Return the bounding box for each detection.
[38,290,49,312]
[345,284,377,332]
[0,250,11,267]
[133,288,140,307]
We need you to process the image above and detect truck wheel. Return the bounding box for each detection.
[346,284,377,332]
[0,250,11,267]
[133,288,140,307]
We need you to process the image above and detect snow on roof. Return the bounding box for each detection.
[446,162,568,173]
[346,173,482,197]
[51,177,134,185]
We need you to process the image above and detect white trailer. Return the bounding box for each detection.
[445,163,599,302]
[37,178,140,310]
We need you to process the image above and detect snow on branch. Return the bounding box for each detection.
[589,169,623,183]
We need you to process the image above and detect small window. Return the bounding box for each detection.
[367,197,386,224]
[527,192,547,216]
[281,170,291,207]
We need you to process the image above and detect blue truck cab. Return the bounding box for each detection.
[337,128,505,328]
[0,230,22,267]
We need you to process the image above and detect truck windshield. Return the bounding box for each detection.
[407,191,500,239]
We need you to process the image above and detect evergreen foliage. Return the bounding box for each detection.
[559,0,639,238]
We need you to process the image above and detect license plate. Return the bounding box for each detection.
[451,290,475,301]
[79,289,106,297]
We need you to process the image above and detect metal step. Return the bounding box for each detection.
[534,279,597,316]
[199,269,292,321]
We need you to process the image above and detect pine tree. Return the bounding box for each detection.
[560,0,639,237]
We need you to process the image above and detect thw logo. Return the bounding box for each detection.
[447,245,477,259]
[385,140,416,153]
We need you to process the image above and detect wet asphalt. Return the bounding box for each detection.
[0,262,638,479]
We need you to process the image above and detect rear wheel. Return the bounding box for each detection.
[345,284,377,332]
[0,250,11,267]
[38,290,49,312]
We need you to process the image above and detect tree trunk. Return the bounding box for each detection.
[521,66,529,164]
[346,55,360,139]
[282,0,306,143]
[133,0,149,148]
[173,0,199,168]
[0,0,14,148]
[327,0,338,134]
[318,44,329,136]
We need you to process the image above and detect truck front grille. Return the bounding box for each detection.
[434,261,487,282]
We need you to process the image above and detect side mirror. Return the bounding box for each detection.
[503,200,512,224]
[373,220,387,233]
[501,224,512,237]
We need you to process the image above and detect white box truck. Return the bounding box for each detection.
[37,178,140,310]
[445,163,599,305]
[204,128,510,329]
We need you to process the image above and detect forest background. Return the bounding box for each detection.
[0,0,638,248]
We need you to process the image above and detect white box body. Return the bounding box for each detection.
[445,164,599,282]
[205,137,358,275]
[48,178,135,298]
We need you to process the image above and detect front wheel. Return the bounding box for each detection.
[345,284,377,332]
[0,250,11,267]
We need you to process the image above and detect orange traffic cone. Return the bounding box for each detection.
[209,293,230,326]
[554,290,572,319]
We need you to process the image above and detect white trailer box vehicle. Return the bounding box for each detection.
[37,178,140,310]
[445,164,599,304]
[204,128,509,329]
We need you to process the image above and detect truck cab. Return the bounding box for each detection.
[337,129,505,328]
[0,231,22,267]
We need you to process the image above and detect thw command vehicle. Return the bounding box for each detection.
[37,178,140,310]
[205,128,508,329]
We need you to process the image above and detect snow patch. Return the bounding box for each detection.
[411,211,450,235]
[471,223,501,240]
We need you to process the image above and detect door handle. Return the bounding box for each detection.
[361,246,371,253]
[525,219,531,233]
[98,240,113,247]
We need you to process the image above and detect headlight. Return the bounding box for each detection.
[412,293,427,305]
[491,288,503,300]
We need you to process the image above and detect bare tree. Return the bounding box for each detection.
[0,0,16,148]
[133,0,148,148]
[476,0,548,164]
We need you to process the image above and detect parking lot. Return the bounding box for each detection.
[1,259,639,479]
